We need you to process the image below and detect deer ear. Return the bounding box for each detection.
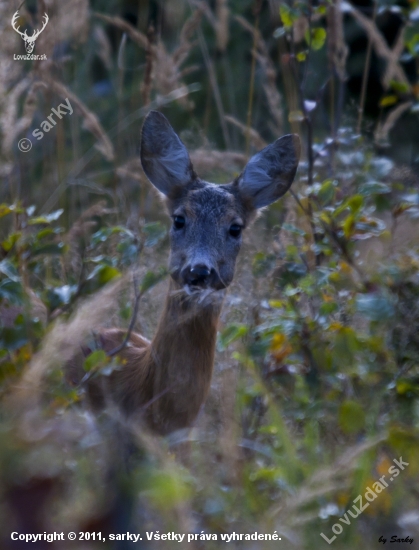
[140,111,194,197]
[236,134,301,210]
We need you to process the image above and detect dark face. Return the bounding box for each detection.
[167,184,245,291]
[140,111,301,294]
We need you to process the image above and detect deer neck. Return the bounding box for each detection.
[146,279,224,433]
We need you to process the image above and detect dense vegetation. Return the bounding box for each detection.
[1,0,419,548]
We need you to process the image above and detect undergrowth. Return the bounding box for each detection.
[1,0,419,548]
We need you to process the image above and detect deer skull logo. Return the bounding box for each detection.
[11,11,49,54]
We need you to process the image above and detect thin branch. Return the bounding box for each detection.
[245,0,262,157]
[108,271,142,357]
[374,100,413,144]
[141,25,155,106]
[50,255,87,319]
[194,17,231,148]
[349,3,409,89]
[357,1,377,134]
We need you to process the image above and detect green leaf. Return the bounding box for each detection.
[0,204,13,218]
[143,222,167,247]
[91,228,112,245]
[333,326,358,366]
[273,27,286,39]
[0,325,29,351]
[219,324,248,351]
[347,195,363,213]
[83,349,109,372]
[389,80,410,94]
[85,264,121,293]
[91,226,134,247]
[288,110,305,123]
[248,466,280,483]
[282,223,306,236]
[0,260,20,282]
[333,201,351,218]
[28,209,64,224]
[140,268,167,293]
[36,227,57,240]
[45,285,77,310]
[356,293,394,321]
[371,157,393,178]
[279,5,294,28]
[379,95,398,107]
[358,181,391,196]
[117,242,138,266]
[31,242,66,256]
[317,179,336,204]
[354,216,386,237]
[319,301,338,315]
[144,469,191,509]
[342,214,355,238]
[396,379,419,397]
[296,51,307,62]
[97,265,121,285]
[252,253,276,277]
[0,279,24,305]
[406,32,419,54]
[1,232,21,252]
[305,27,327,50]
[339,400,365,435]
[388,426,419,475]
[278,262,307,286]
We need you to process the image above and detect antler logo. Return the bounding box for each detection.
[11,11,49,54]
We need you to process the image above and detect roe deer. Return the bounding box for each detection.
[67,111,300,435]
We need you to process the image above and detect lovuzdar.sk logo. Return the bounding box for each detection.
[11,10,48,60]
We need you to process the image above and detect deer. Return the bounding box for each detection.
[66,111,301,436]
[11,11,49,54]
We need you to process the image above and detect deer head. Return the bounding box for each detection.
[140,111,301,294]
[11,11,49,54]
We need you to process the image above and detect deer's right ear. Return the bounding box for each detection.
[140,111,194,198]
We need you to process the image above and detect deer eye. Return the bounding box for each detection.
[173,215,185,230]
[229,224,242,238]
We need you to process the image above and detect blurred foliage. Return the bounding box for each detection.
[1,0,419,549]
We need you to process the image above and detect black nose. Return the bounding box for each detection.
[182,264,213,287]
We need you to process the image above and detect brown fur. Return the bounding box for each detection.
[67,279,223,435]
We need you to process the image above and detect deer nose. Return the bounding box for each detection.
[182,264,213,288]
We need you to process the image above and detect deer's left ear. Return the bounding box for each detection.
[235,134,301,210]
